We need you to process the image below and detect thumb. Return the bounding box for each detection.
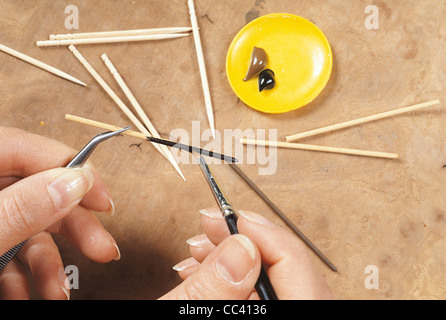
[0,167,94,254]
[161,234,261,300]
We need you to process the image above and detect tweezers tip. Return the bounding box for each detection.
[117,126,131,134]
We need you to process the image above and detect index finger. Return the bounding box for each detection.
[237,211,333,300]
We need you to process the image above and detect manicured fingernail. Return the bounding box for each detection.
[216,235,256,284]
[113,243,121,261]
[173,258,199,272]
[58,267,71,300]
[238,210,276,227]
[48,168,94,212]
[60,286,70,300]
[199,208,223,219]
[107,198,115,217]
[186,234,213,248]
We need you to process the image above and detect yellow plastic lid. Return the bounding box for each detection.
[226,13,333,114]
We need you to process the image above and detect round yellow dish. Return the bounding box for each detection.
[226,13,333,114]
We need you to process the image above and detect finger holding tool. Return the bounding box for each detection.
[196,154,278,300]
[0,127,131,273]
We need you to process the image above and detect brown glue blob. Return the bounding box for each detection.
[258,69,276,92]
[244,47,268,81]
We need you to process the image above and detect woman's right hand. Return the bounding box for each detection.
[161,208,332,300]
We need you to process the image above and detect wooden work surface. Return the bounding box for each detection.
[0,0,445,300]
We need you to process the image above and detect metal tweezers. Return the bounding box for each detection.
[197,155,279,300]
[0,127,130,273]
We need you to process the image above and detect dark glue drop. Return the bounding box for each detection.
[258,69,276,92]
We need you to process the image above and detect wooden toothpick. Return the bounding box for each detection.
[37,33,189,47]
[286,100,441,142]
[0,42,86,86]
[50,27,192,40]
[188,0,215,139]
[66,114,148,140]
[241,139,398,159]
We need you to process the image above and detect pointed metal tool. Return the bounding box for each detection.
[67,127,131,168]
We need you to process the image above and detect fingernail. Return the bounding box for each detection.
[60,286,70,300]
[48,168,94,212]
[113,243,121,261]
[186,234,213,248]
[238,210,276,227]
[58,267,70,300]
[199,208,223,219]
[216,235,256,284]
[173,258,199,272]
[107,198,115,217]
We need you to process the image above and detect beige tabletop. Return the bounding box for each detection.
[0,0,445,300]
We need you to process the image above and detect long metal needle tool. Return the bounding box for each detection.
[196,155,278,300]
[228,164,337,272]
[65,113,238,163]
[0,127,131,273]
[148,136,238,164]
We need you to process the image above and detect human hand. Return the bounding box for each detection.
[161,208,332,300]
[0,127,120,300]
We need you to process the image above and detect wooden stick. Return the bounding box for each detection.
[0,43,86,86]
[66,114,149,140]
[50,27,193,40]
[188,0,215,139]
[286,100,441,142]
[241,139,399,159]
[101,53,186,181]
[37,33,189,47]
[228,164,337,272]
[68,45,186,181]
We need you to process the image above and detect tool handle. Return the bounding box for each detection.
[255,268,279,300]
[0,241,26,272]
[224,213,278,300]
[225,213,239,234]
